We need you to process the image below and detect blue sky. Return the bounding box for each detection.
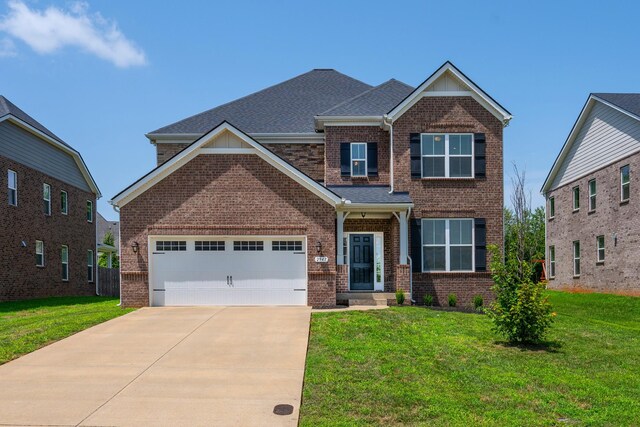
[1,0,638,220]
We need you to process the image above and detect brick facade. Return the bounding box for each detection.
[119,154,337,308]
[0,155,96,301]
[156,143,189,165]
[546,152,640,295]
[392,96,503,307]
[263,143,324,182]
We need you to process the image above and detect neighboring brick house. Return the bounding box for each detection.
[542,93,640,295]
[111,62,512,308]
[0,96,101,301]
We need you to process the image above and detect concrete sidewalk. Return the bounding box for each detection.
[0,306,311,426]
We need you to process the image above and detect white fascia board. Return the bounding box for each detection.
[314,116,383,130]
[541,96,596,194]
[387,63,512,125]
[146,133,203,144]
[339,202,414,211]
[0,115,101,198]
[251,133,325,144]
[111,122,342,208]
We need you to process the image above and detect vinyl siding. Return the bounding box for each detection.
[551,101,640,189]
[0,120,90,192]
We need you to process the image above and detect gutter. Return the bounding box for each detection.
[383,115,394,193]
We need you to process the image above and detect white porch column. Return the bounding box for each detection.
[108,252,113,269]
[336,211,346,265]
[398,210,409,264]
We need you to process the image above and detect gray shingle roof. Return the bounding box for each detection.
[149,70,373,135]
[319,79,414,116]
[328,186,413,204]
[0,95,69,146]
[593,93,640,118]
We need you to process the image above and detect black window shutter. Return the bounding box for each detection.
[340,143,350,176]
[410,133,421,178]
[367,142,378,176]
[474,133,486,178]
[410,218,422,272]
[475,218,487,271]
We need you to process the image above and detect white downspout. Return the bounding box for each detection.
[384,114,394,193]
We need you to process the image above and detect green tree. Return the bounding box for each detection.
[98,231,120,268]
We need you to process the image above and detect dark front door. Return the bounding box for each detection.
[349,234,374,290]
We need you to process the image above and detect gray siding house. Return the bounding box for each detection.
[542,93,640,295]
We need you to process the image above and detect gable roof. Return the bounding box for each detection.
[541,93,640,193]
[0,95,101,197]
[112,121,345,207]
[386,61,512,124]
[147,70,372,136]
[318,79,414,116]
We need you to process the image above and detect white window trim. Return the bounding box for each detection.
[61,190,68,215]
[36,240,44,267]
[87,200,93,223]
[596,236,605,263]
[420,133,474,179]
[61,245,69,282]
[573,240,581,277]
[8,169,17,206]
[43,183,51,216]
[572,186,580,212]
[87,249,94,283]
[588,179,596,212]
[350,142,367,177]
[548,246,555,279]
[421,218,475,273]
[549,196,555,219]
[621,165,630,202]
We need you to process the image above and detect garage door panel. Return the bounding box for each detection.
[150,237,307,306]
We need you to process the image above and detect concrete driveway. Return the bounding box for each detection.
[0,306,311,426]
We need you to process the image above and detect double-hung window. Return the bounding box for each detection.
[421,134,473,178]
[61,246,69,281]
[43,183,51,216]
[573,241,581,277]
[422,218,474,272]
[86,200,93,223]
[8,170,17,206]
[621,165,630,202]
[588,179,596,211]
[548,246,556,279]
[572,186,580,211]
[350,143,367,177]
[36,240,45,267]
[596,236,605,263]
[549,196,555,219]
[87,250,94,282]
[61,190,68,215]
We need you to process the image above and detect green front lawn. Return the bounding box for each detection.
[0,296,134,365]
[301,291,640,426]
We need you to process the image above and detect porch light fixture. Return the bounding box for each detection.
[315,241,322,254]
[131,241,139,254]
[361,212,366,218]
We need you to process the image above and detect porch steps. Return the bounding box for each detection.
[336,292,398,307]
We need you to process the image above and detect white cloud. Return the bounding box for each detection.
[0,1,146,67]
[0,36,15,56]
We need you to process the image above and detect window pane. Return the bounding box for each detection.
[589,180,596,195]
[421,135,445,155]
[8,171,16,188]
[449,157,472,177]
[352,160,366,176]
[460,135,472,154]
[423,246,446,271]
[450,220,472,244]
[622,183,630,201]
[423,220,446,245]
[450,246,473,271]
[422,157,445,177]
[43,184,50,199]
[449,135,461,154]
[61,247,68,263]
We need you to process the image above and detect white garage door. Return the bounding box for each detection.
[150,237,307,306]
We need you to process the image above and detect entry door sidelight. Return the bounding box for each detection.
[349,234,374,290]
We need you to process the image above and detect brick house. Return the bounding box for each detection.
[111,62,512,308]
[0,96,101,301]
[542,93,640,295]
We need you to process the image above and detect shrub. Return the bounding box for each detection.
[473,295,484,311]
[448,293,457,307]
[486,245,554,344]
[423,294,433,306]
[395,289,405,305]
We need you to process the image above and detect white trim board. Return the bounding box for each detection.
[110,121,343,208]
[0,115,101,197]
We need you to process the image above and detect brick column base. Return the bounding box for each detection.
[336,264,349,293]
[394,264,411,294]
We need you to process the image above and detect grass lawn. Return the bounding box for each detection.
[301,291,640,426]
[0,296,134,365]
